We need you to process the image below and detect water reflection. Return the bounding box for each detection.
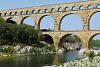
[0,50,79,67]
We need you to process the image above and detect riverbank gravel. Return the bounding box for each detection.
[43,56,100,67]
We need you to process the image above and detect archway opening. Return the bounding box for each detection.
[64,7,69,11]
[59,34,82,51]
[87,5,93,10]
[96,4,100,8]
[39,34,55,52]
[44,9,49,13]
[22,16,35,27]
[58,7,64,12]
[51,8,56,12]
[71,6,77,11]
[79,5,84,11]
[41,34,54,45]
[89,34,100,49]
[60,14,83,31]
[6,17,16,24]
[89,12,100,30]
[39,15,54,31]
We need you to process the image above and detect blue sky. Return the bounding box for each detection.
[0,0,87,10]
[0,0,100,40]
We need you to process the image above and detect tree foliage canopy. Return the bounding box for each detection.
[0,17,42,46]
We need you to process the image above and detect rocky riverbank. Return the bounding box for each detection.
[0,45,56,56]
[43,49,100,67]
[64,56,100,67]
[43,56,100,67]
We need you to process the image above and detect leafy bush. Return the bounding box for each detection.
[0,17,55,54]
[0,19,42,46]
[86,50,95,62]
[0,47,14,54]
[97,53,100,56]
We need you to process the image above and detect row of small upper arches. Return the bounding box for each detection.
[1,4,100,16]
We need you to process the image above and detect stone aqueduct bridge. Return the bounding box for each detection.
[0,0,100,49]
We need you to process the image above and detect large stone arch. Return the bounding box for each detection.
[38,15,55,30]
[6,17,16,24]
[21,16,35,26]
[58,33,82,50]
[59,13,83,31]
[89,11,100,30]
[41,34,54,46]
[88,33,100,49]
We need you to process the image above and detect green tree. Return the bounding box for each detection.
[0,17,5,24]
[0,17,42,46]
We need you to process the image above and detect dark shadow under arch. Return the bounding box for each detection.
[6,17,16,24]
[4,12,7,16]
[41,34,54,45]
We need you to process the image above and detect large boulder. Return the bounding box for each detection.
[79,48,88,57]
[14,45,21,52]
[57,48,65,54]
[24,46,33,53]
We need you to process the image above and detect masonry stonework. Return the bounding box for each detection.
[0,0,100,49]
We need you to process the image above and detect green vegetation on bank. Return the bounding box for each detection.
[0,22,42,46]
[0,17,44,46]
[86,50,95,62]
[0,17,55,55]
[63,34,81,43]
[91,40,100,48]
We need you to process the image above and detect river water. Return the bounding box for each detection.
[0,50,79,67]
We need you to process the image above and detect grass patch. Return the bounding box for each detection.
[91,40,100,48]
[0,55,14,61]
